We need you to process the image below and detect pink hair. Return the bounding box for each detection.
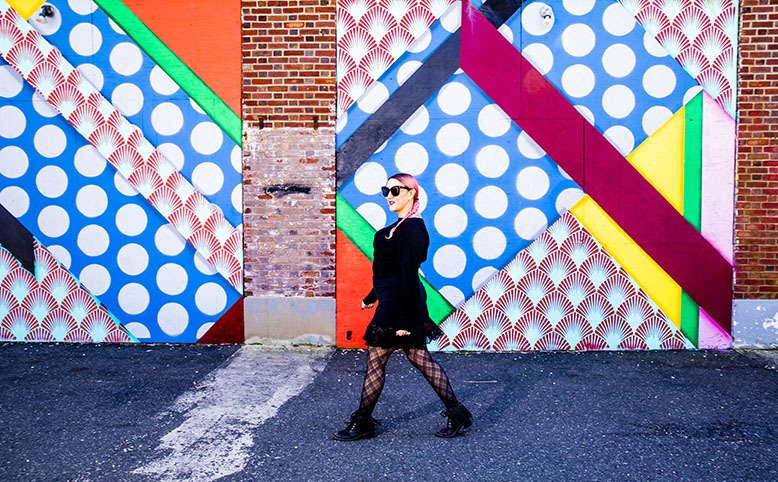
[385,173,420,239]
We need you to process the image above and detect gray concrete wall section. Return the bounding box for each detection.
[244,296,336,345]
[733,299,778,348]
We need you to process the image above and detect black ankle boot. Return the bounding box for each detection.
[333,413,378,441]
[435,403,473,438]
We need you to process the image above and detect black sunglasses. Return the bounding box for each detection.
[381,185,412,197]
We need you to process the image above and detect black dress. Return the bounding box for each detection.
[362,217,441,349]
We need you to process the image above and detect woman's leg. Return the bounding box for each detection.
[404,348,458,409]
[355,346,395,416]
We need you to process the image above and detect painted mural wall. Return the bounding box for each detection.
[0,0,243,343]
[335,0,738,351]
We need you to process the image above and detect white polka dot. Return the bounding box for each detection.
[79,264,111,296]
[642,106,673,136]
[47,245,71,268]
[69,23,102,57]
[514,208,548,240]
[231,183,242,214]
[516,166,550,200]
[78,224,110,256]
[194,251,217,275]
[34,125,67,159]
[158,303,189,336]
[522,43,554,75]
[473,227,506,260]
[472,267,499,292]
[683,86,703,105]
[115,204,148,236]
[603,125,635,156]
[76,63,104,91]
[35,165,68,198]
[357,81,389,114]
[603,3,635,36]
[38,206,70,238]
[521,2,554,36]
[117,243,149,276]
[75,185,107,217]
[643,32,669,57]
[110,42,143,76]
[563,0,595,15]
[439,286,465,307]
[397,60,422,85]
[574,105,595,125]
[150,65,179,95]
[157,263,188,295]
[439,3,461,32]
[151,102,184,136]
[0,65,23,98]
[190,99,205,114]
[356,202,387,231]
[231,145,241,173]
[124,322,150,339]
[602,85,635,119]
[196,322,214,339]
[190,122,224,155]
[475,145,509,178]
[195,282,227,315]
[73,145,106,178]
[408,29,431,53]
[118,283,150,315]
[155,223,187,256]
[0,146,28,178]
[108,17,126,35]
[435,163,469,197]
[0,106,26,139]
[32,91,58,118]
[438,82,471,116]
[434,204,468,238]
[517,131,546,159]
[111,83,144,116]
[602,44,636,78]
[436,123,469,157]
[394,142,428,175]
[68,0,98,15]
[156,143,185,171]
[562,24,595,57]
[399,105,429,135]
[643,65,677,99]
[556,187,585,214]
[561,64,595,98]
[354,162,388,196]
[0,186,29,217]
[498,24,514,43]
[192,162,225,196]
[474,186,508,219]
[433,245,467,278]
[478,104,511,137]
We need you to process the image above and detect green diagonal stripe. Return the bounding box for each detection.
[94,0,242,146]
[336,193,455,324]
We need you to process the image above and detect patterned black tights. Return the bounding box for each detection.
[356,346,459,417]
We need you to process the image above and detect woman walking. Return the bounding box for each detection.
[333,173,472,441]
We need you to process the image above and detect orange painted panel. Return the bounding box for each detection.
[123,0,240,115]
[336,229,374,348]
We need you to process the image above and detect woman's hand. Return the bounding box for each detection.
[395,330,411,336]
[361,301,374,310]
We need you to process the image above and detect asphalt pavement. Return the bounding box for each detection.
[0,343,777,482]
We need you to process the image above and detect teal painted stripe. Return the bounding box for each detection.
[93,0,242,146]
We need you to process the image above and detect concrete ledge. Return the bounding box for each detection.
[733,299,778,348]
[244,296,335,345]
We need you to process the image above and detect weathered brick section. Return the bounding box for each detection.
[242,0,336,301]
[735,0,778,298]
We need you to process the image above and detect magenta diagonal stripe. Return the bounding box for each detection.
[460,1,732,332]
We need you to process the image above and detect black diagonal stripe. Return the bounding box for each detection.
[0,204,35,274]
[335,0,527,189]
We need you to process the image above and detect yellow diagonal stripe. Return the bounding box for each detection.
[570,195,682,328]
[7,0,43,19]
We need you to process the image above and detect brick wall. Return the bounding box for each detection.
[735,0,778,298]
[242,0,336,300]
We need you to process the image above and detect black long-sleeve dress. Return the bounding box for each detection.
[362,217,441,349]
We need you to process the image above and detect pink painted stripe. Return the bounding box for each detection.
[460,1,732,331]
[701,92,735,265]
[698,308,732,349]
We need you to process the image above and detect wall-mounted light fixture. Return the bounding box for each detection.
[32,3,61,35]
[540,5,554,28]
[521,2,554,36]
[35,4,54,24]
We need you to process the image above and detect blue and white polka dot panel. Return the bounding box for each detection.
[501,0,701,157]
[38,0,242,226]
[0,68,239,342]
[339,71,583,308]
